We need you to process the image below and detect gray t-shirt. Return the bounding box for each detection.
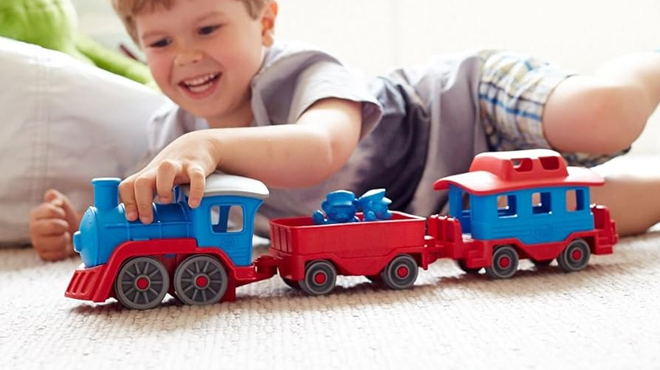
[147,40,489,236]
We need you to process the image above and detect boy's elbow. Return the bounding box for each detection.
[324,128,359,177]
[302,130,355,186]
[292,98,362,184]
[306,134,340,184]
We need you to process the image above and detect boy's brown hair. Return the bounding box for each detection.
[111,0,270,45]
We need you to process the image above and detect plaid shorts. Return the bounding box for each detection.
[477,50,627,167]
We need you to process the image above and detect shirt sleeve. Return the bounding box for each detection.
[145,100,209,159]
[288,60,383,139]
[250,42,383,139]
[124,100,210,178]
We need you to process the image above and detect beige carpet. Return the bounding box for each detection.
[1,226,660,369]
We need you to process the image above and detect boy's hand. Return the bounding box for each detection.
[119,131,220,225]
[29,190,80,262]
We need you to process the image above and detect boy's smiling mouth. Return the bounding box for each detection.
[179,72,222,96]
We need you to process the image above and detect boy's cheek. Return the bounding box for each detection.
[147,62,172,90]
[144,53,168,78]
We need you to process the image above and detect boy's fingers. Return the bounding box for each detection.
[32,231,71,262]
[187,165,206,208]
[67,241,77,257]
[34,233,69,251]
[38,246,70,262]
[119,178,139,222]
[31,219,69,237]
[44,189,63,202]
[134,175,155,224]
[58,193,80,230]
[31,202,66,221]
[156,161,180,203]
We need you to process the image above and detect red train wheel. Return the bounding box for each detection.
[381,254,418,290]
[557,239,591,272]
[299,260,336,296]
[115,257,170,310]
[174,255,228,305]
[486,245,519,279]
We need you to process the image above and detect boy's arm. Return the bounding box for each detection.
[119,98,362,224]
[218,98,362,187]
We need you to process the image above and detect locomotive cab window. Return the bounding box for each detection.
[462,192,471,214]
[210,205,244,233]
[497,194,517,218]
[566,189,586,212]
[532,192,552,214]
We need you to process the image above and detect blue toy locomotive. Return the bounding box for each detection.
[68,174,276,309]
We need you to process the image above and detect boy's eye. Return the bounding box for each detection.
[198,25,220,35]
[149,39,171,48]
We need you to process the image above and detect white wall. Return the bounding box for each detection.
[277,0,660,74]
[72,0,660,153]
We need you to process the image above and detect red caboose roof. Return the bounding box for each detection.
[433,149,604,195]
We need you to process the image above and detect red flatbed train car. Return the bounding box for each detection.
[269,211,444,295]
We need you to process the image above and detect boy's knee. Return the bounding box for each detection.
[545,77,651,154]
[585,83,649,153]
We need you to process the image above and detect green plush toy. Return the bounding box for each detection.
[0,0,156,88]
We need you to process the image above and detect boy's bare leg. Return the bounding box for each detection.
[590,162,660,236]
[543,53,660,155]
[541,53,660,237]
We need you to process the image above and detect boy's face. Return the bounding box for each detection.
[135,0,275,127]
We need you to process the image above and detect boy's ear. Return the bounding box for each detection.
[261,1,278,47]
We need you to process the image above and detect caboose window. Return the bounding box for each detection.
[539,156,561,170]
[497,194,517,218]
[532,192,552,214]
[566,189,586,212]
[210,205,244,233]
[512,158,533,172]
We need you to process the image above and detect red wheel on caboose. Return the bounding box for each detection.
[114,257,170,310]
[173,255,229,305]
[299,260,337,296]
[380,254,419,290]
[557,238,591,273]
[486,245,519,279]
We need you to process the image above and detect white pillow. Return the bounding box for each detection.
[0,37,167,245]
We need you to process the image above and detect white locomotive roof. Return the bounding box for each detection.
[181,173,269,199]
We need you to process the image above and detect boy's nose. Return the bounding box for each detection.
[175,50,203,66]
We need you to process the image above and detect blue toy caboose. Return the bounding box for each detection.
[430,149,618,279]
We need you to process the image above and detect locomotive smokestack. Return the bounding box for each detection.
[91,178,121,211]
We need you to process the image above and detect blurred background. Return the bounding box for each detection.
[71,0,660,152]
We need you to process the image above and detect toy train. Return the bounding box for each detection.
[65,149,618,310]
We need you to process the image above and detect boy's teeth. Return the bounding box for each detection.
[189,83,212,93]
[184,73,218,87]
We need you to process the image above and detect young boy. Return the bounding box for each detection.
[29,0,660,261]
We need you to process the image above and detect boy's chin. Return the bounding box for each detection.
[180,103,218,119]
[188,108,229,127]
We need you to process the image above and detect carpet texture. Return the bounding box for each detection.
[1,227,659,370]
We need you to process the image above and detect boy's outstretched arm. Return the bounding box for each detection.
[119,98,362,224]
